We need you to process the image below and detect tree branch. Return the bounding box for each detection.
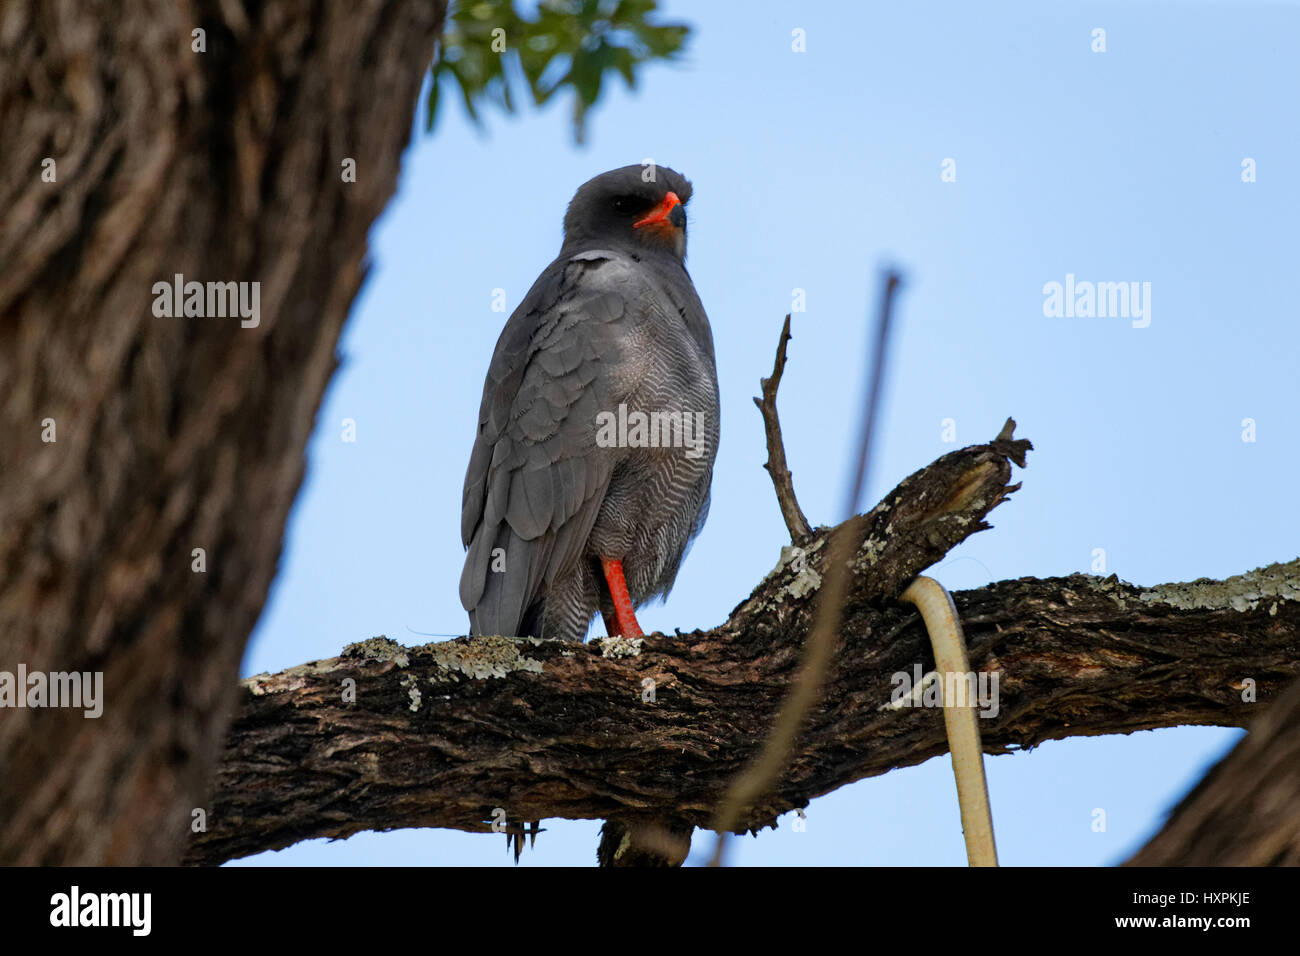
[185,429,1300,866]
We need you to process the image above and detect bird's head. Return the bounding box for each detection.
[562,165,692,259]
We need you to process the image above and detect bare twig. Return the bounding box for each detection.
[754,315,813,542]
[710,269,904,865]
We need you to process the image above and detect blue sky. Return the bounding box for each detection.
[231,1,1299,866]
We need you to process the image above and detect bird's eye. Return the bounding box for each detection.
[610,196,636,213]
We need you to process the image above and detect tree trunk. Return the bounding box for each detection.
[0,0,446,865]
[1127,673,1300,866]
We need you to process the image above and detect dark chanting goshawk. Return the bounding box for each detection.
[460,165,719,642]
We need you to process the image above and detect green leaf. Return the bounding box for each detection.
[427,0,690,142]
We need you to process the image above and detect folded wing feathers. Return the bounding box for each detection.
[460,257,633,637]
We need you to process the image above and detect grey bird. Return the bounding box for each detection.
[459,165,719,642]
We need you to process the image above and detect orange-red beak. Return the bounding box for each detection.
[633,191,685,230]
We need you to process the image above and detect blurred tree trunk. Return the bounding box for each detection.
[0,0,445,864]
[1127,674,1300,866]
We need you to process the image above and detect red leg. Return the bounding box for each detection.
[600,609,619,637]
[599,556,644,639]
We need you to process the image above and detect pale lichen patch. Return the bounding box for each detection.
[342,636,410,668]
[785,566,822,599]
[1082,573,1130,609]
[851,535,887,575]
[401,673,422,711]
[598,635,644,658]
[427,635,544,681]
[1138,559,1300,613]
[759,543,824,602]
[242,658,340,695]
[763,543,804,580]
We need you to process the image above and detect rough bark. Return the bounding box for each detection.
[183,427,1300,866]
[0,0,446,865]
[186,560,1300,867]
[1126,673,1300,866]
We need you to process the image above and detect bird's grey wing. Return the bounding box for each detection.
[459,255,635,637]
